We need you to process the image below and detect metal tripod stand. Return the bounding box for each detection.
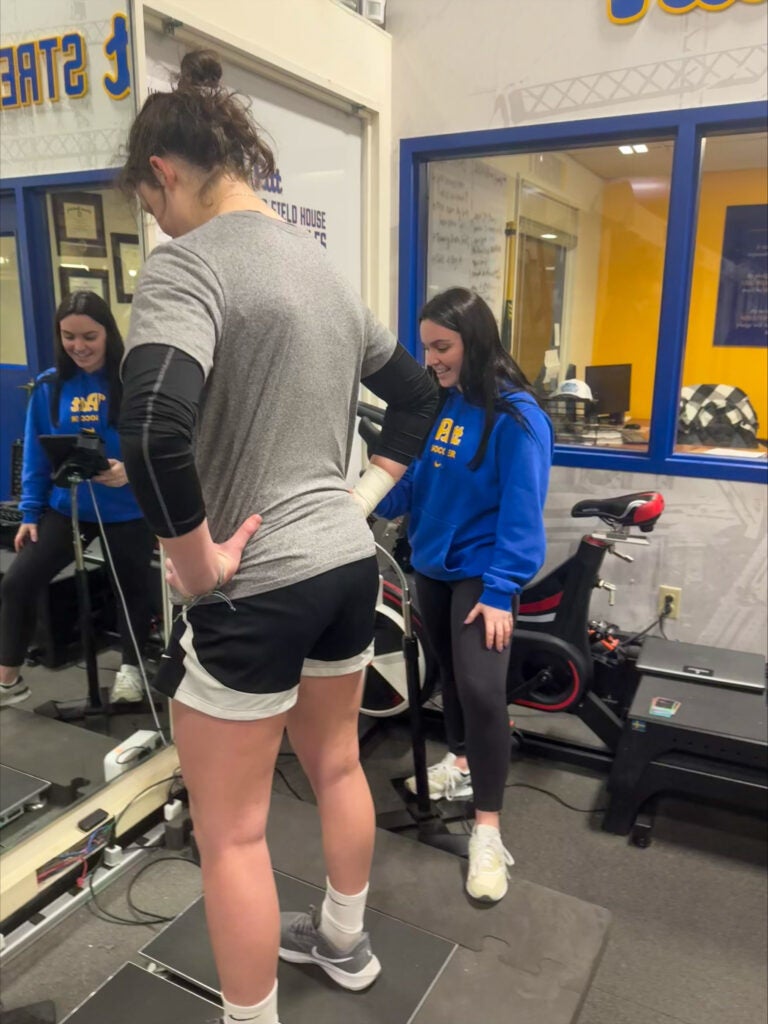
[373,544,468,857]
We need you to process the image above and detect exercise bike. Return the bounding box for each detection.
[505,489,664,769]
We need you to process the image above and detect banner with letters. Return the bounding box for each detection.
[0,1,136,177]
[713,204,768,348]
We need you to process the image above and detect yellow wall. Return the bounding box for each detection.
[591,180,669,420]
[591,170,767,428]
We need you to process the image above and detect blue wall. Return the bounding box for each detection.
[0,366,31,501]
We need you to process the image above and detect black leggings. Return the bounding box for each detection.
[0,509,156,668]
[414,573,514,812]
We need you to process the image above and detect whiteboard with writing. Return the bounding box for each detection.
[428,159,512,321]
[426,159,508,322]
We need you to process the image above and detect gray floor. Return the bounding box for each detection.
[1,688,766,1024]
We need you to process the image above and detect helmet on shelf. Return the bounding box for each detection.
[554,379,594,401]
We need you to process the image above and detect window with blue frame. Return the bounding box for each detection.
[399,102,767,483]
[677,130,767,459]
[424,142,675,455]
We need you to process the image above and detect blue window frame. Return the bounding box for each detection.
[398,101,767,484]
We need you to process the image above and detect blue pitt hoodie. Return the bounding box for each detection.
[376,390,553,610]
[20,369,143,525]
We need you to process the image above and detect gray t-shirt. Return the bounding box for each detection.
[125,211,395,600]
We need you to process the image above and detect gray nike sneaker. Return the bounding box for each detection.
[279,906,381,991]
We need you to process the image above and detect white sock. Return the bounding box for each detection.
[222,981,278,1024]
[474,823,500,839]
[320,877,368,951]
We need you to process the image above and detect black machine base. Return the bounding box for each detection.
[375,777,470,857]
[603,674,768,846]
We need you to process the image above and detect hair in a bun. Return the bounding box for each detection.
[120,48,275,194]
[178,49,223,90]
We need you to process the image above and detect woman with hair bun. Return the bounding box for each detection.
[118,50,437,1024]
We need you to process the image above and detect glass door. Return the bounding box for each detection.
[0,193,31,501]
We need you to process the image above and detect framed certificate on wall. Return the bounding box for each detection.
[59,267,111,306]
[52,192,107,258]
[111,233,141,303]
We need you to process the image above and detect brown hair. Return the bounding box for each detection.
[120,49,275,194]
[49,291,124,427]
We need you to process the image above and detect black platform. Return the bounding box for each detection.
[32,793,610,1023]
[604,674,768,840]
[60,962,219,1023]
[140,872,455,1022]
[0,765,50,829]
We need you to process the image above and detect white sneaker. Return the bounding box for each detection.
[404,752,473,801]
[0,677,31,707]
[110,664,145,703]
[466,825,514,902]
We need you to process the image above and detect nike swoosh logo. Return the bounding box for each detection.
[433,460,442,467]
[311,945,354,964]
[160,654,171,659]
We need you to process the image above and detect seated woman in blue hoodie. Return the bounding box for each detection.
[0,291,155,708]
[376,287,553,903]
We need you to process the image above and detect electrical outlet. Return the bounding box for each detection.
[658,585,681,620]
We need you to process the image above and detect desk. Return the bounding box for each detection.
[554,419,767,457]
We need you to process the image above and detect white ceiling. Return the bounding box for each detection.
[565,132,767,180]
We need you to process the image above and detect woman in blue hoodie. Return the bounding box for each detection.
[0,291,155,708]
[376,287,553,903]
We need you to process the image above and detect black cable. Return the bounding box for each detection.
[86,853,199,926]
[108,771,184,844]
[82,771,187,925]
[616,609,671,652]
[85,871,158,927]
[274,765,304,802]
[126,855,199,922]
[505,781,606,814]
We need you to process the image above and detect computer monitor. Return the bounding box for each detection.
[584,364,632,425]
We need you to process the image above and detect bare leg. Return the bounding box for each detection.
[286,670,374,894]
[171,701,286,1006]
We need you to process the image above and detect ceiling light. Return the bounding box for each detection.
[541,233,557,239]
[632,143,649,153]
[619,145,634,155]
[60,262,89,270]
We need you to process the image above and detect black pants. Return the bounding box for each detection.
[414,574,515,812]
[0,508,156,668]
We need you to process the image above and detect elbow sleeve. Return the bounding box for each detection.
[119,345,206,538]
[362,344,438,464]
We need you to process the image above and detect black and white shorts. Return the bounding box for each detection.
[153,556,379,721]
